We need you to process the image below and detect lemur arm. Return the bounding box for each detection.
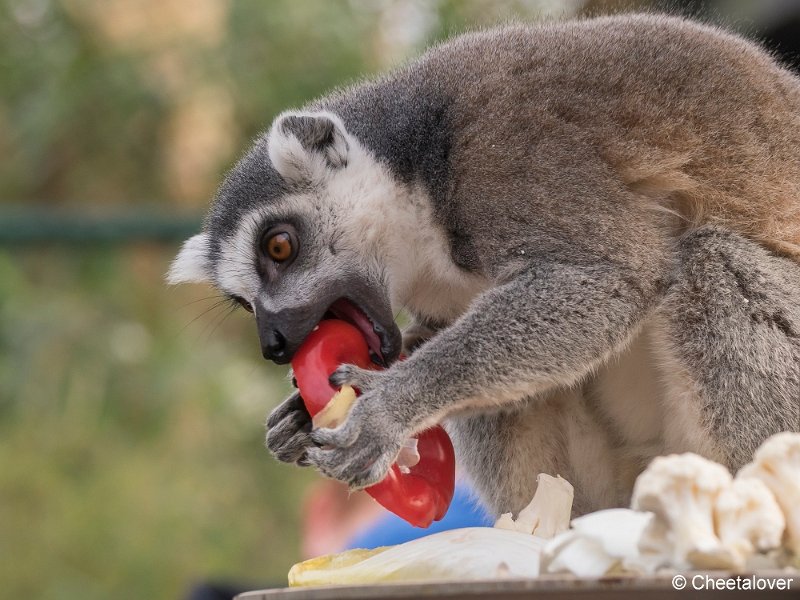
[309,257,665,488]
[395,261,654,423]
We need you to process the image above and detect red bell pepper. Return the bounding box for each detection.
[291,319,455,528]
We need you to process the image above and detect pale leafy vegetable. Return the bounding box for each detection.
[289,527,546,586]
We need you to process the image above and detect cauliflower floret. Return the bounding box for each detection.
[715,477,785,569]
[737,432,800,558]
[631,453,736,569]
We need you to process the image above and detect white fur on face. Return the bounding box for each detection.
[214,213,264,299]
[313,128,487,320]
[206,111,488,321]
[167,233,211,284]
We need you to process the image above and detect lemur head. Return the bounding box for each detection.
[168,110,406,365]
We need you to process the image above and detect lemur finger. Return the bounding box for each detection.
[266,390,308,429]
[270,429,312,464]
[306,446,379,485]
[309,418,360,448]
[266,411,312,456]
[328,364,379,389]
[268,408,311,442]
[345,450,397,489]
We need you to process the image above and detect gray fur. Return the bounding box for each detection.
[441,227,800,516]
[175,14,800,516]
[204,138,288,269]
[659,227,800,468]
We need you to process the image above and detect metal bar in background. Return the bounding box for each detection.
[0,209,203,245]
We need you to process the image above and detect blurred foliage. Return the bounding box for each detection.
[1,0,797,599]
[0,245,314,598]
[0,0,381,206]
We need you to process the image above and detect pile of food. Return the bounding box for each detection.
[288,317,799,587]
[289,432,799,586]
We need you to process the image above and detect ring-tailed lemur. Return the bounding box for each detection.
[170,15,800,517]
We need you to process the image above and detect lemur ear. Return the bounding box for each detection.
[267,111,350,184]
[167,233,212,284]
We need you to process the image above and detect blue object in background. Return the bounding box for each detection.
[344,484,494,549]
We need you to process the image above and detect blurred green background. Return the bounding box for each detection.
[1,1,798,598]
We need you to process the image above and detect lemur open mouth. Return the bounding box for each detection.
[325,298,391,366]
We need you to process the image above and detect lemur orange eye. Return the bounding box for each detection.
[265,232,293,262]
[259,224,298,267]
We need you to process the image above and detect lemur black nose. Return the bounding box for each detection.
[262,329,287,361]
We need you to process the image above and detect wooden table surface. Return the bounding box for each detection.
[237,571,799,600]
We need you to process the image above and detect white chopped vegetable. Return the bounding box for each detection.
[737,432,800,559]
[493,512,517,531]
[570,509,653,558]
[396,437,420,473]
[715,477,785,569]
[288,527,545,586]
[542,509,661,577]
[631,453,736,569]
[544,533,616,578]
[493,474,574,538]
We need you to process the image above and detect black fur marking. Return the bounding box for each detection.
[280,114,349,168]
[205,137,289,260]
[281,115,335,151]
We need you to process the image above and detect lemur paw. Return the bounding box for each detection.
[307,387,406,489]
[265,390,313,466]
